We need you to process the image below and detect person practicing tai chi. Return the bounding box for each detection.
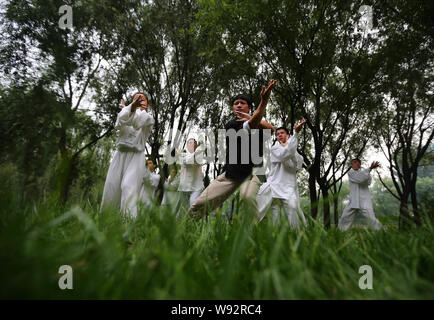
[101,93,154,218]
[177,138,205,214]
[161,165,180,208]
[140,158,161,206]
[338,159,382,231]
[256,121,307,228]
[189,79,277,219]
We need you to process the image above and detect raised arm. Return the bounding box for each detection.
[115,103,135,129]
[259,119,275,131]
[115,95,145,129]
[234,111,275,132]
[248,79,277,129]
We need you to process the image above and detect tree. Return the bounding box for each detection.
[374,0,434,229]
[0,0,135,204]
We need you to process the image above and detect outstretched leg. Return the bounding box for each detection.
[100,151,124,212]
[338,205,357,231]
[281,197,302,229]
[239,175,261,216]
[189,172,242,218]
[256,184,273,222]
[121,152,145,218]
[362,207,382,230]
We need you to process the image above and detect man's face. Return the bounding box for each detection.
[351,159,361,170]
[187,139,197,153]
[147,160,156,172]
[170,168,177,177]
[232,99,250,116]
[276,129,289,144]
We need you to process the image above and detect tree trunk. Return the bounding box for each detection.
[54,151,74,206]
[321,185,331,229]
[398,193,411,230]
[410,179,421,226]
[333,192,339,226]
[308,169,319,219]
[204,163,210,188]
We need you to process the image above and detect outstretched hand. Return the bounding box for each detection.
[370,161,381,169]
[235,110,252,122]
[131,94,142,112]
[260,79,277,103]
[294,119,307,133]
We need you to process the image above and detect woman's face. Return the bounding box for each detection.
[187,139,197,153]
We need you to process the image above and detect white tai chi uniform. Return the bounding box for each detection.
[101,104,154,217]
[178,146,204,212]
[257,132,306,228]
[140,169,160,206]
[161,175,180,208]
[338,168,382,230]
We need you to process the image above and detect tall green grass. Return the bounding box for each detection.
[1,198,433,299]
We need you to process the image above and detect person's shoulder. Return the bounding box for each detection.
[271,143,281,150]
[225,119,240,130]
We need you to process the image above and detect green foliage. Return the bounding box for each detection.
[0,200,433,299]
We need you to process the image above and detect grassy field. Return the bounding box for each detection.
[1,197,433,300]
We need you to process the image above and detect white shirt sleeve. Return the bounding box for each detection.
[115,103,135,129]
[284,151,304,170]
[242,121,250,130]
[132,109,155,130]
[180,152,195,166]
[151,174,160,188]
[271,132,298,163]
[348,168,371,184]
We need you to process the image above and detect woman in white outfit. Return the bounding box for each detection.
[100,93,154,218]
[257,120,307,228]
[177,138,204,213]
[338,159,382,231]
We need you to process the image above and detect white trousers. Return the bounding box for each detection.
[257,186,306,229]
[161,190,181,208]
[100,150,145,218]
[139,185,157,207]
[338,205,382,231]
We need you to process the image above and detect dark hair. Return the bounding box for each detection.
[275,127,290,135]
[351,158,362,164]
[231,94,253,109]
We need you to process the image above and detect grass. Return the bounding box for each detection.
[0,197,433,299]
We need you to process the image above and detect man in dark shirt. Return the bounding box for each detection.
[189,80,276,218]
